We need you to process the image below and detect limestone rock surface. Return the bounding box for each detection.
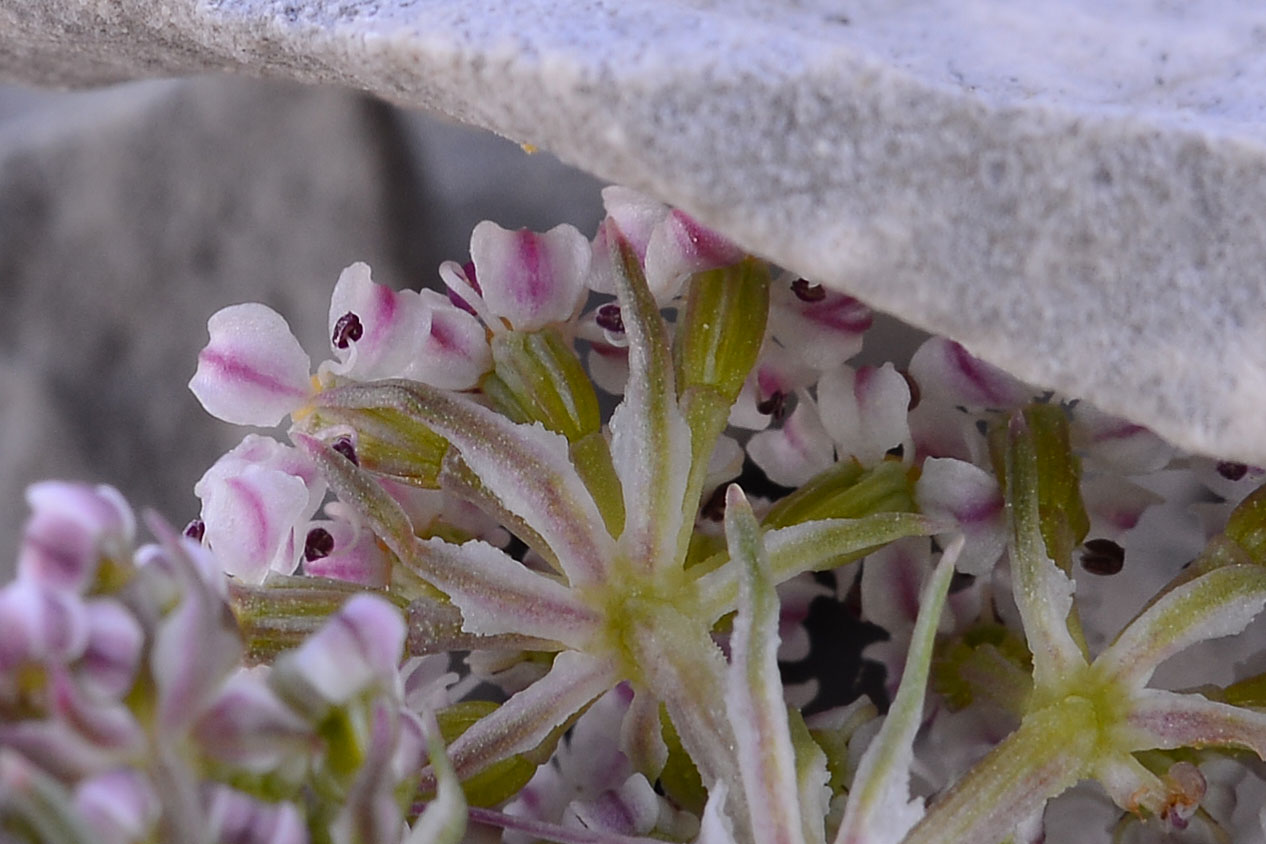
[4,1,1266,461]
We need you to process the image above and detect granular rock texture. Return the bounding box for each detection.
[4,1,1266,461]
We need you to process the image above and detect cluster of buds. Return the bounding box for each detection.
[6,186,1266,843]
[0,483,465,844]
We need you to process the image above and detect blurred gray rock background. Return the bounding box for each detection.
[0,77,605,558]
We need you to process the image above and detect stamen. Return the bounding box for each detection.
[304,528,335,562]
[183,519,205,542]
[756,390,787,420]
[1217,461,1248,481]
[595,303,625,333]
[791,278,827,302]
[331,312,364,349]
[332,436,359,466]
[1080,538,1125,575]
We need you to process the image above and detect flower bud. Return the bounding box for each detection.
[674,259,769,403]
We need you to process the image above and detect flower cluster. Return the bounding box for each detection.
[0,482,464,844]
[6,187,1266,844]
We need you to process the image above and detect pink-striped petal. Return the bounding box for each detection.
[817,364,912,466]
[19,482,135,592]
[915,457,1006,576]
[469,221,590,331]
[281,593,405,706]
[195,436,324,584]
[413,289,492,389]
[190,303,313,427]
[747,397,836,488]
[325,262,434,381]
[643,210,744,301]
[909,337,1032,411]
[768,282,871,373]
[1071,404,1175,474]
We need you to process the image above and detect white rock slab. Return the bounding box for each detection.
[4,1,1266,461]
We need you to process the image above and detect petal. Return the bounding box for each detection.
[190,303,312,427]
[471,221,590,331]
[643,209,743,301]
[412,289,493,389]
[206,786,307,844]
[151,571,243,733]
[194,671,313,771]
[817,364,912,466]
[1081,475,1162,539]
[197,464,312,583]
[915,458,1006,576]
[767,282,872,372]
[564,774,661,837]
[74,769,160,844]
[79,599,144,699]
[908,337,1032,411]
[324,262,434,381]
[835,537,962,844]
[302,503,392,587]
[747,397,836,488]
[280,593,405,706]
[19,482,134,592]
[860,537,932,637]
[587,188,669,296]
[728,343,817,432]
[0,580,90,669]
[1070,404,1175,474]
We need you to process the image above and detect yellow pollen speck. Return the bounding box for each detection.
[520,143,538,154]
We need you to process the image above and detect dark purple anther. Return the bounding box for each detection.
[1217,461,1249,481]
[791,278,827,302]
[700,484,728,521]
[756,390,787,420]
[184,519,206,542]
[1080,538,1125,576]
[304,528,335,562]
[596,303,625,334]
[332,312,364,349]
[332,436,359,466]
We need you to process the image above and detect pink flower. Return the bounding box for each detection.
[194,435,325,583]
[440,221,591,333]
[189,303,314,428]
[589,186,743,303]
[19,482,135,592]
